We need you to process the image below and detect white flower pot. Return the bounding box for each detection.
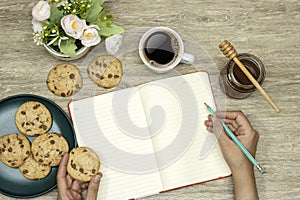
[43,44,90,61]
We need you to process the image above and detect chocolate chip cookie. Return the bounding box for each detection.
[19,155,51,180]
[0,133,31,168]
[67,147,100,182]
[87,55,122,88]
[15,101,52,136]
[47,63,82,97]
[31,133,69,166]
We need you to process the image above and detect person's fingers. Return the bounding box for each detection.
[216,111,255,136]
[222,118,239,130]
[86,173,102,200]
[206,126,213,133]
[217,111,251,127]
[80,182,89,190]
[215,111,238,120]
[238,129,259,145]
[71,180,82,193]
[211,117,234,148]
[225,123,238,135]
[69,189,82,200]
[57,153,69,178]
[211,117,224,137]
[56,153,69,191]
[207,113,240,135]
[66,174,73,188]
[204,120,212,128]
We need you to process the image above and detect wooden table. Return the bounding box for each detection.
[0,0,299,199]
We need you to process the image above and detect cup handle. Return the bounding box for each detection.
[181,53,195,64]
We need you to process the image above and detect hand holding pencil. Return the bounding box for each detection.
[204,108,260,199]
[204,108,261,171]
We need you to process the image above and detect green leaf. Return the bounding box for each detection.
[49,4,64,24]
[59,38,78,57]
[98,24,125,37]
[86,0,106,23]
[93,0,106,7]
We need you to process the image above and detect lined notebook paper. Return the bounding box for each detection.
[69,71,231,200]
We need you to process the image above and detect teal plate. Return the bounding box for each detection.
[0,94,77,198]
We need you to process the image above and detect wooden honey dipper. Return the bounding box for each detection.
[219,40,280,113]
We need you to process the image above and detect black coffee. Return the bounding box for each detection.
[143,31,178,66]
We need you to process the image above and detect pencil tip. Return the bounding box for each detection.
[204,102,209,108]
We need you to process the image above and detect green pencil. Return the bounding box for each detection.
[204,103,265,174]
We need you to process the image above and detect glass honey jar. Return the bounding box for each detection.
[219,53,266,99]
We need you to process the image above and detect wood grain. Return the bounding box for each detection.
[0,0,300,199]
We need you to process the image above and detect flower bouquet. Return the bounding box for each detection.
[32,0,124,58]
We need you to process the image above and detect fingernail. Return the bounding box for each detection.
[94,174,101,183]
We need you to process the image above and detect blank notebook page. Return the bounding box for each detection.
[139,72,231,190]
[69,87,163,200]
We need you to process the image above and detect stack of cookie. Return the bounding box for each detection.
[0,101,69,180]
[0,101,101,182]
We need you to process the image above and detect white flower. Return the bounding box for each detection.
[32,19,44,32]
[57,0,72,10]
[80,25,101,47]
[105,34,123,55]
[33,32,44,45]
[32,1,50,21]
[61,14,86,39]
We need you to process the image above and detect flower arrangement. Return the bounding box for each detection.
[32,0,124,57]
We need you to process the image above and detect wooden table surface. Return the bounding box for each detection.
[0,0,299,199]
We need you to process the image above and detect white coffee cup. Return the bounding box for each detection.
[139,27,194,73]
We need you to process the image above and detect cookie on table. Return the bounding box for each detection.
[19,155,51,180]
[15,101,52,136]
[31,133,69,166]
[0,133,31,168]
[47,63,83,97]
[67,147,100,182]
[87,55,122,89]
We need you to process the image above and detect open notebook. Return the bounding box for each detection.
[68,71,231,200]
